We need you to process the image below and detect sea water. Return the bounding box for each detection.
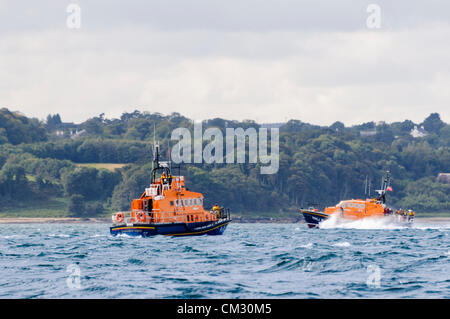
[0,221,449,298]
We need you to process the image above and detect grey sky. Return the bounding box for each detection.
[0,1,449,125]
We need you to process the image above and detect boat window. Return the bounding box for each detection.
[189,199,192,206]
[170,201,174,206]
[187,215,190,222]
[198,198,202,205]
[184,199,188,206]
[193,198,197,206]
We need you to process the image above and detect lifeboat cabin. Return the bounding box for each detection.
[110,145,231,237]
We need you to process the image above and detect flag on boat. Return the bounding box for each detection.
[386,186,393,192]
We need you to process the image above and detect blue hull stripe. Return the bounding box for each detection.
[301,211,329,227]
[110,220,230,237]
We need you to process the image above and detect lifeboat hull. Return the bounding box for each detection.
[301,209,414,228]
[301,209,329,228]
[110,219,231,237]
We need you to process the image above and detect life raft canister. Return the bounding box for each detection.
[116,212,124,223]
[136,211,146,222]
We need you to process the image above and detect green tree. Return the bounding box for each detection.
[422,113,445,134]
[68,194,86,217]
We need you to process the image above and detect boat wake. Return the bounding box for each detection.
[319,214,408,230]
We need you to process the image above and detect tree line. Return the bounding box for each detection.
[0,108,449,216]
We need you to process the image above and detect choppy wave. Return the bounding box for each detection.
[0,222,449,298]
[333,241,351,247]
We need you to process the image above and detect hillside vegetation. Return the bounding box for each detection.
[0,107,449,217]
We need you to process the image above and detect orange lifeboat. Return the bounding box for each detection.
[110,145,231,237]
[301,172,415,228]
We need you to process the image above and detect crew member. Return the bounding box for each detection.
[161,172,167,184]
[402,210,407,220]
[213,204,221,218]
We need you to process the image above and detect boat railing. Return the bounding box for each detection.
[208,208,231,221]
[112,210,221,225]
[218,208,231,221]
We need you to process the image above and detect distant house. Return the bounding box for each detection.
[48,121,79,133]
[410,125,427,138]
[70,129,87,139]
[360,129,377,137]
[436,173,450,184]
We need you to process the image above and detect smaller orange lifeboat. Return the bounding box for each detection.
[301,172,415,228]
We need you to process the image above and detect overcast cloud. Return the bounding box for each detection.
[0,1,449,125]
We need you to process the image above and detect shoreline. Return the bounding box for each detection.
[0,217,110,224]
[0,216,449,224]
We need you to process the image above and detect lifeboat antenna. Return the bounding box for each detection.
[152,123,162,166]
[375,171,390,203]
[167,139,171,171]
[364,175,372,198]
[152,123,162,173]
[364,175,368,197]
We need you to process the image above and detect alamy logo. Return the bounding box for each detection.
[366,4,381,29]
[170,123,279,174]
[66,264,82,289]
[366,264,381,288]
[66,3,81,29]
